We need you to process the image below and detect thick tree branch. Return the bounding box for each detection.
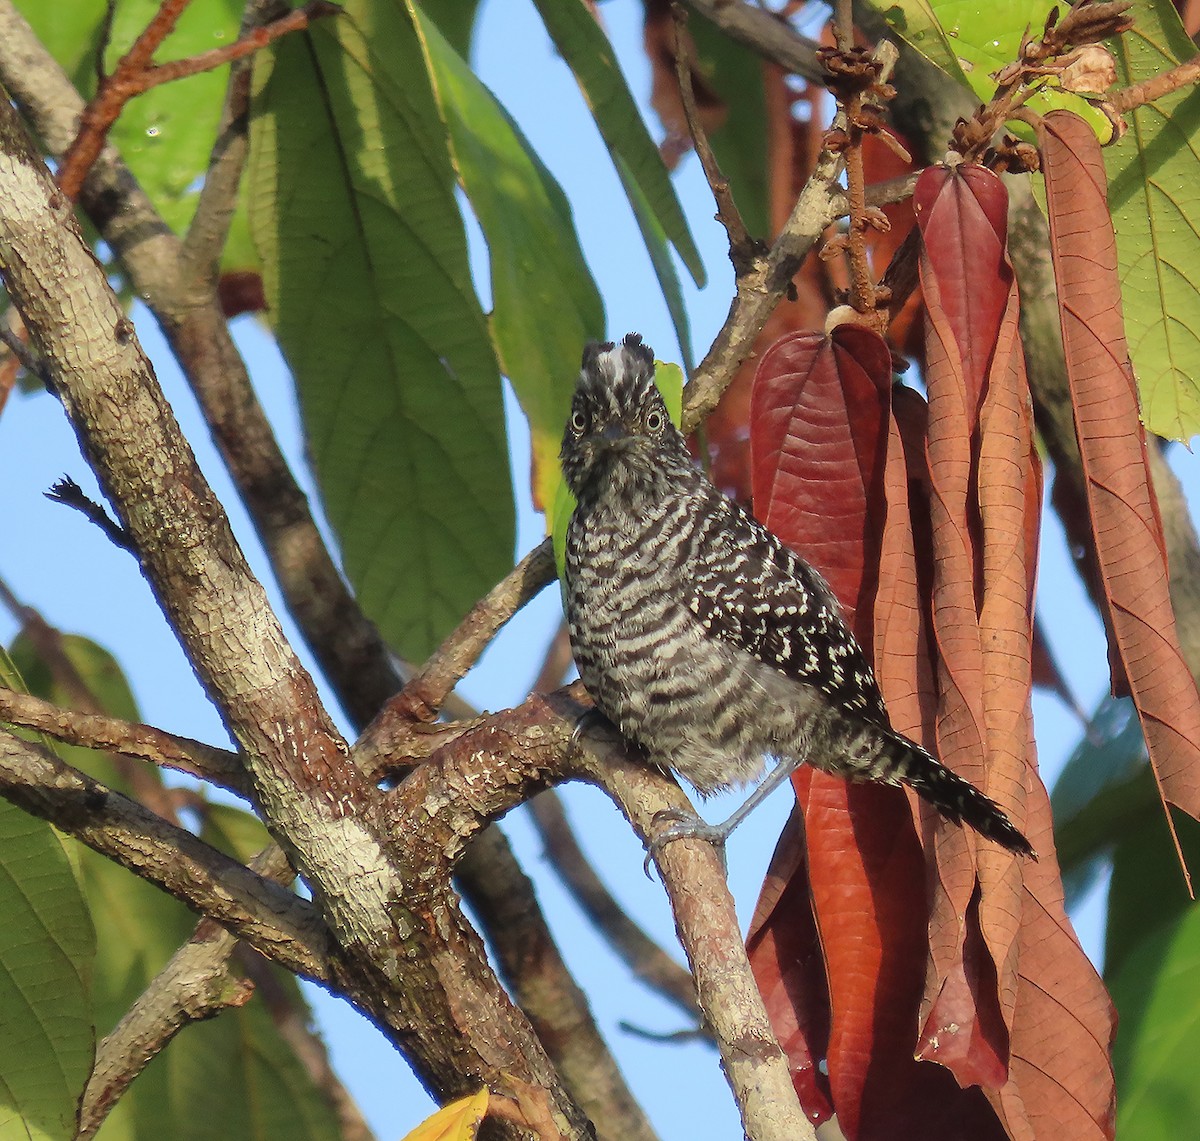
[0,35,615,1129]
[383,689,815,1141]
[0,728,329,976]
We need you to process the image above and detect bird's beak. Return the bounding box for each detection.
[599,423,625,442]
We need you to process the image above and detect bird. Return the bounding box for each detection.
[560,332,1035,859]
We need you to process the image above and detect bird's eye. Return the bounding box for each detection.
[645,410,664,432]
[570,410,588,434]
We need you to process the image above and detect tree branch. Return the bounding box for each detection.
[0,685,247,793]
[0,728,330,976]
[681,0,824,84]
[78,841,297,1138]
[0,87,591,1139]
[383,689,815,1141]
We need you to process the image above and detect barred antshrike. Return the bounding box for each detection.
[560,333,1033,858]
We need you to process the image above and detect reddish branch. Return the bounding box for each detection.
[56,0,340,200]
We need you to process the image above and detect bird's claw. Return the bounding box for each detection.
[642,808,729,879]
[569,706,608,750]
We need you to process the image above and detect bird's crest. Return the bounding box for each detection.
[576,332,658,420]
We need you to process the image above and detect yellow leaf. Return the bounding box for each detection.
[401,1089,490,1141]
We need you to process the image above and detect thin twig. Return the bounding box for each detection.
[671,4,760,274]
[56,0,339,200]
[0,685,247,794]
[0,320,51,389]
[45,475,136,552]
[1111,51,1200,113]
[384,539,558,723]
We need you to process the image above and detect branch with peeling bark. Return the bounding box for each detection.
[381,688,815,1141]
[0,684,247,793]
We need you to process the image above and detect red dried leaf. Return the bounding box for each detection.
[915,165,1025,1085]
[750,325,893,626]
[990,774,1117,1140]
[1042,110,1200,847]
[749,326,963,1137]
[745,810,833,1123]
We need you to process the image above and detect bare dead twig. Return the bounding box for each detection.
[670,4,761,276]
[45,475,136,552]
[56,0,340,200]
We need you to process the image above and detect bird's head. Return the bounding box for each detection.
[560,333,690,504]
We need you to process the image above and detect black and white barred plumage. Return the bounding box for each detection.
[561,333,1034,857]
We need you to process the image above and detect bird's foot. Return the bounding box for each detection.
[569,706,610,750]
[643,808,729,879]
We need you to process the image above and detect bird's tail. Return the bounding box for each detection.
[877,730,1036,858]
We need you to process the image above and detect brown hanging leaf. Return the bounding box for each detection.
[1041,109,1200,865]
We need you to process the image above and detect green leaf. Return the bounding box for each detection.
[1106,0,1200,441]
[7,634,340,1141]
[616,155,695,375]
[414,8,605,515]
[249,0,515,660]
[528,0,706,297]
[551,359,684,580]
[0,798,95,1141]
[418,0,482,58]
[1109,898,1200,1139]
[870,0,1111,136]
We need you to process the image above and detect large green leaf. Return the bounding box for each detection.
[249,0,515,660]
[1107,0,1200,441]
[1109,897,1200,1139]
[16,0,258,272]
[1051,696,1156,906]
[528,0,705,302]
[415,8,605,515]
[871,0,1109,133]
[0,786,94,1141]
[418,0,482,57]
[7,635,340,1141]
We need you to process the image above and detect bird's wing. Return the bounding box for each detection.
[683,494,889,725]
